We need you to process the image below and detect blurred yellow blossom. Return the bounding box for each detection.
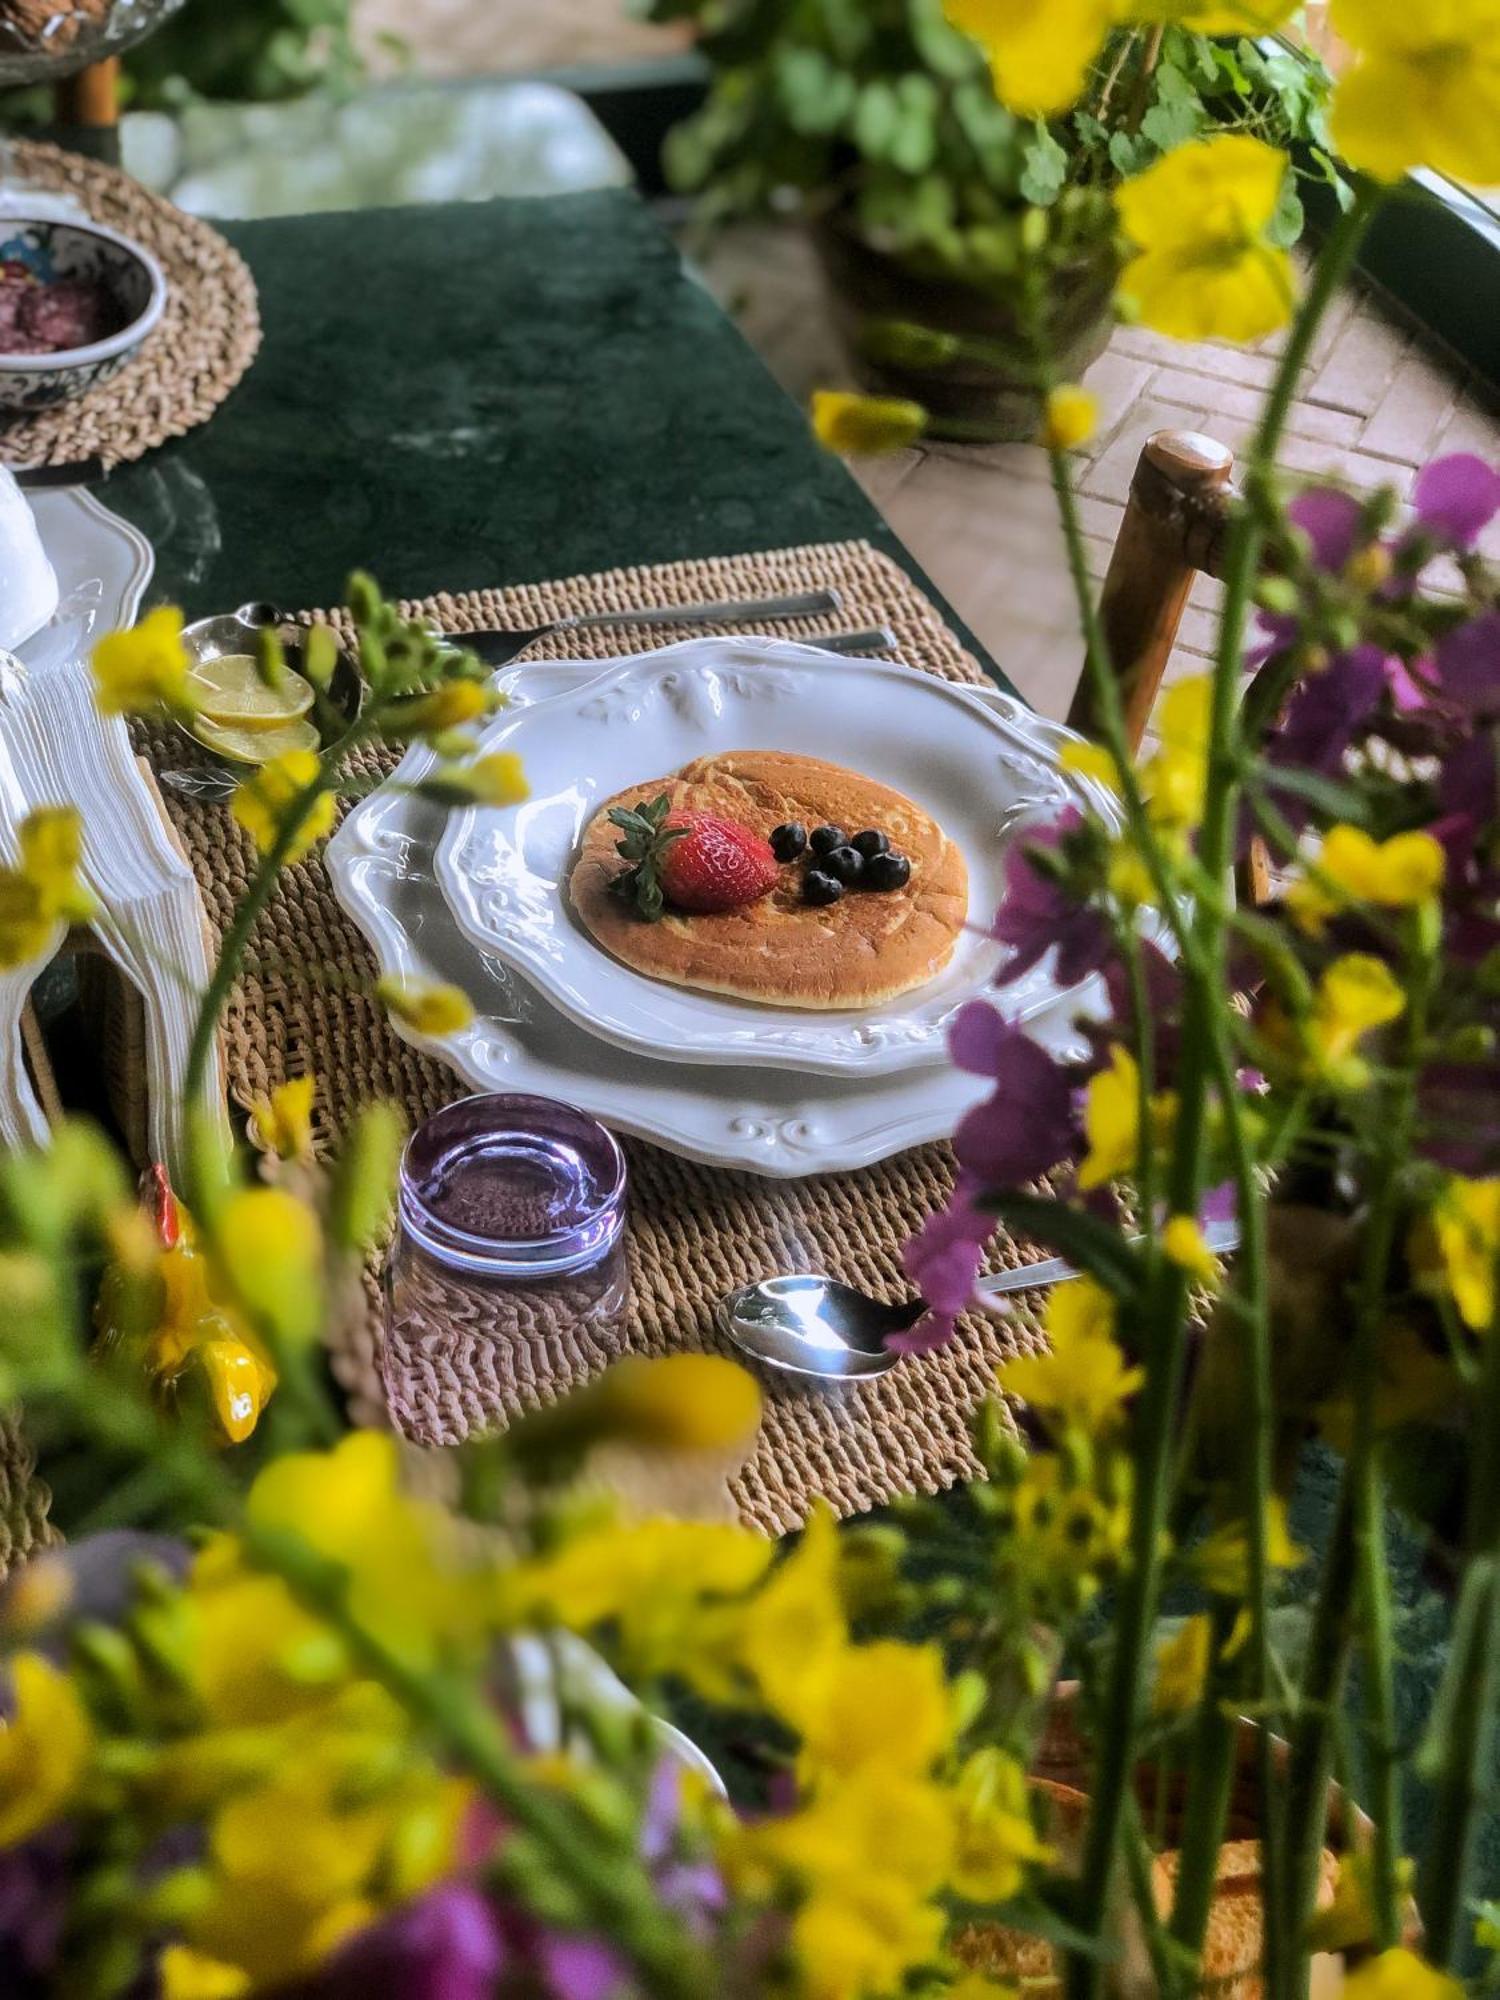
[947,1747,1050,1902]
[92,604,196,716]
[384,679,494,738]
[1059,740,1122,793]
[781,1639,955,1783]
[252,1075,316,1161]
[1117,136,1297,344]
[1330,0,1500,188]
[247,1432,480,1666]
[998,1278,1142,1435]
[1079,1045,1177,1191]
[158,1947,250,2000]
[433,751,530,807]
[1153,1613,1213,1713]
[214,1185,324,1349]
[232,750,335,863]
[0,806,96,968]
[1193,1496,1306,1597]
[1307,954,1405,1086]
[1162,1214,1221,1287]
[1040,384,1098,451]
[1339,1950,1463,2000]
[1143,676,1211,830]
[0,1652,92,1846]
[944,0,1113,115]
[812,390,925,454]
[1286,824,1445,935]
[729,1505,848,1718]
[185,1543,350,1731]
[375,976,475,1037]
[1421,1177,1500,1332]
[583,1352,763,1453]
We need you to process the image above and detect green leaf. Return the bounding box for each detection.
[1256,765,1374,826]
[1019,121,1068,206]
[975,1193,1145,1299]
[1140,96,1203,153]
[1108,129,1144,177]
[853,79,900,158]
[906,0,980,81]
[1266,176,1305,249]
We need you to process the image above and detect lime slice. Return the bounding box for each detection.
[190,652,315,731]
[190,713,321,767]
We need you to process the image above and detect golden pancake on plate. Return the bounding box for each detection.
[568,750,968,1010]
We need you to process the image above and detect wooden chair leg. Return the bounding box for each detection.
[54,56,120,130]
[1067,429,1235,755]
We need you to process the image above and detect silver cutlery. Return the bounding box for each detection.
[155,624,900,800]
[716,1218,1241,1380]
[460,587,847,668]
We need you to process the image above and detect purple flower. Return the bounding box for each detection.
[0,1831,71,1991]
[1412,453,1500,549]
[535,1933,631,2000]
[1432,611,1500,717]
[1265,645,1387,779]
[1435,734,1499,872]
[298,1885,505,2000]
[950,1005,1075,1185]
[1289,485,1366,572]
[992,810,1112,988]
[896,1183,994,1354]
[641,1762,725,1939]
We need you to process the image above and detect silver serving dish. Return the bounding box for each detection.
[172,600,360,778]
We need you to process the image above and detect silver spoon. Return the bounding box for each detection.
[716,1218,1240,1380]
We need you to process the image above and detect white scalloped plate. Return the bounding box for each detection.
[434,639,1117,1080]
[327,667,1095,1179]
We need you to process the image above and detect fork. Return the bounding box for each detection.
[456,587,846,668]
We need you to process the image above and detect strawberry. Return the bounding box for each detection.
[608,795,778,919]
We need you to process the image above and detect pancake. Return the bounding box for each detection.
[568,750,968,1010]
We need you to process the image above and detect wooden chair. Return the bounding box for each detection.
[1066,427,1237,756]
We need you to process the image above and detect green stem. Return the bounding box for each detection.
[1415,1292,1500,1961]
[1168,1604,1238,1977]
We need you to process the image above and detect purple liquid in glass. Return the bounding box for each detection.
[387,1095,629,1349]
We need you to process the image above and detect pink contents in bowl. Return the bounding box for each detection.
[0,269,127,357]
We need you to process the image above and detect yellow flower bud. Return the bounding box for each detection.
[230,751,335,864]
[811,390,925,456]
[1161,1215,1221,1288]
[1040,384,1098,452]
[374,976,474,1038]
[92,605,196,717]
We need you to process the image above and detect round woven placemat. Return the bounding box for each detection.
[0,139,260,471]
[132,540,1055,1536]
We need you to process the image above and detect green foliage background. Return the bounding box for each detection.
[123,0,363,107]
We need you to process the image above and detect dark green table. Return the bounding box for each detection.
[95,187,1003,692]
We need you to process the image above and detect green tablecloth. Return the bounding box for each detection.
[98,186,1000,692]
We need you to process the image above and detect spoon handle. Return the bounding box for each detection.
[974,1217,1240,1303]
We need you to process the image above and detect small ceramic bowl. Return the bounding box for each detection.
[177,601,362,766]
[0,216,167,414]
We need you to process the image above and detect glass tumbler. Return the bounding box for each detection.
[385,1093,629,1351]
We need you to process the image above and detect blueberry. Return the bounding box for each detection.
[852,829,890,860]
[770,821,807,862]
[803,869,844,907]
[866,851,911,892]
[824,844,865,886]
[809,824,846,857]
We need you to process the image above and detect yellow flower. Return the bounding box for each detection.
[383,679,494,738]
[793,1872,948,2000]
[1078,1044,1177,1191]
[947,1747,1050,1902]
[157,1948,251,2000]
[1421,1177,1500,1332]
[944,0,1113,115]
[1161,1214,1221,1287]
[1285,824,1445,935]
[375,976,475,1037]
[811,390,925,455]
[0,1652,93,1846]
[1143,675,1211,831]
[1339,1949,1463,2000]
[1192,1496,1306,1597]
[998,1277,1142,1435]
[781,1640,955,1783]
[213,1185,324,1349]
[247,1432,478,1666]
[186,1544,350,1730]
[0,806,97,969]
[581,1353,763,1453]
[1040,384,1098,451]
[1153,1613,1213,1714]
[1059,740,1122,792]
[92,604,196,716]
[231,750,335,863]
[1330,0,1500,188]
[434,750,530,806]
[1116,136,1298,344]
[730,1505,848,1720]
[1305,953,1405,1086]
[252,1075,316,1161]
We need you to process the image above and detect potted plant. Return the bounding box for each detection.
[644,0,1343,434]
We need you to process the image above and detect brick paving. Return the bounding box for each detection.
[696,224,1500,723]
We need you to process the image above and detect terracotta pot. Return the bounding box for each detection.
[810,211,1117,438]
[955,1684,1398,1999]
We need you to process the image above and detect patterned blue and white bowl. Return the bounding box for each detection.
[0,216,167,414]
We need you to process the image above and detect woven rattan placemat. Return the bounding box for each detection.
[139,540,1053,1535]
[0,141,261,471]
